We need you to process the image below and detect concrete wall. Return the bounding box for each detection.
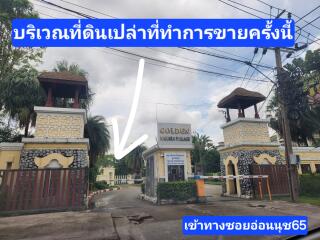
[0,143,23,169]
[96,166,115,185]
[222,118,270,146]
[279,147,320,174]
[20,142,89,169]
[34,106,86,139]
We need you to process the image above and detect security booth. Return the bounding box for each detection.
[143,123,193,199]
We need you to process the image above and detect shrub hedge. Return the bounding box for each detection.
[300,174,320,197]
[94,181,109,190]
[157,180,197,201]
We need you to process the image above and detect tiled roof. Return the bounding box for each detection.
[38,71,87,82]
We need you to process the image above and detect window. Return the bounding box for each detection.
[6,162,12,170]
[301,164,311,174]
[315,164,320,174]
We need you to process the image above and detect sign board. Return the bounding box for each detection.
[157,123,192,148]
[165,153,186,166]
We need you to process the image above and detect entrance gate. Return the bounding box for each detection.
[250,164,298,197]
[0,168,88,212]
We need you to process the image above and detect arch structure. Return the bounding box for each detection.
[253,153,276,165]
[34,153,74,168]
[223,156,241,197]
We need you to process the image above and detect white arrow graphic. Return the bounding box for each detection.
[112,59,148,160]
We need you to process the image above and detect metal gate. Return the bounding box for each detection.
[0,168,88,212]
[250,164,298,197]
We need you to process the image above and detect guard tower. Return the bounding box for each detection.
[217,88,283,198]
[19,72,90,169]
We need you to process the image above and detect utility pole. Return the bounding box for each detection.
[274,48,299,202]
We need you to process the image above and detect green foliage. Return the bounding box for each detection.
[0,0,42,85]
[299,174,320,197]
[115,158,130,175]
[0,117,20,142]
[157,181,197,201]
[125,144,147,177]
[192,132,220,174]
[96,154,115,168]
[0,66,45,136]
[84,115,110,168]
[93,181,109,190]
[267,50,320,146]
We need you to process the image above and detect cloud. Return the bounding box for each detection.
[33,0,320,151]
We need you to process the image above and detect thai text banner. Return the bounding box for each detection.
[183,216,308,235]
[12,19,295,47]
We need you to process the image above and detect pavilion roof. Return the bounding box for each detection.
[38,71,87,85]
[217,87,266,109]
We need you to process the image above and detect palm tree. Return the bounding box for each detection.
[126,144,147,179]
[84,115,110,167]
[192,133,214,174]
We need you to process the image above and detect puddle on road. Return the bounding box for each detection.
[112,213,154,225]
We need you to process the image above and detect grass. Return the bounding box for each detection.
[272,195,320,206]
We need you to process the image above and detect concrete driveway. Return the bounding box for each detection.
[92,184,320,240]
[0,184,319,240]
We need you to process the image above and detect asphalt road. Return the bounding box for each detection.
[1,185,319,240]
[92,185,320,240]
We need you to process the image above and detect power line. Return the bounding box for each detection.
[218,0,320,46]
[244,54,264,88]
[258,84,275,112]
[147,48,241,74]
[38,0,275,72]
[181,47,273,69]
[240,53,256,87]
[57,0,117,19]
[256,0,320,31]
[300,15,320,30]
[32,1,80,18]
[109,48,269,82]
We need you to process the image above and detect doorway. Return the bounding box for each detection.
[227,160,237,195]
[168,165,185,181]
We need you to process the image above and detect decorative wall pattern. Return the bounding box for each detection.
[20,149,89,169]
[35,113,84,138]
[220,149,284,197]
[223,121,270,145]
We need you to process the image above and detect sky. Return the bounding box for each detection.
[30,0,320,151]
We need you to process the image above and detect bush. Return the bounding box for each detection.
[157,181,197,201]
[300,174,320,197]
[94,181,109,190]
[141,183,145,194]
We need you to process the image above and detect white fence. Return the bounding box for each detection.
[112,175,143,185]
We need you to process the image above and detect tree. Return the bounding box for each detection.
[53,60,88,77]
[84,115,110,168]
[52,60,94,109]
[267,50,320,146]
[125,144,147,178]
[0,66,45,137]
[0,113,20,142]
[191,133,220,174]
[0,0,42,87]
